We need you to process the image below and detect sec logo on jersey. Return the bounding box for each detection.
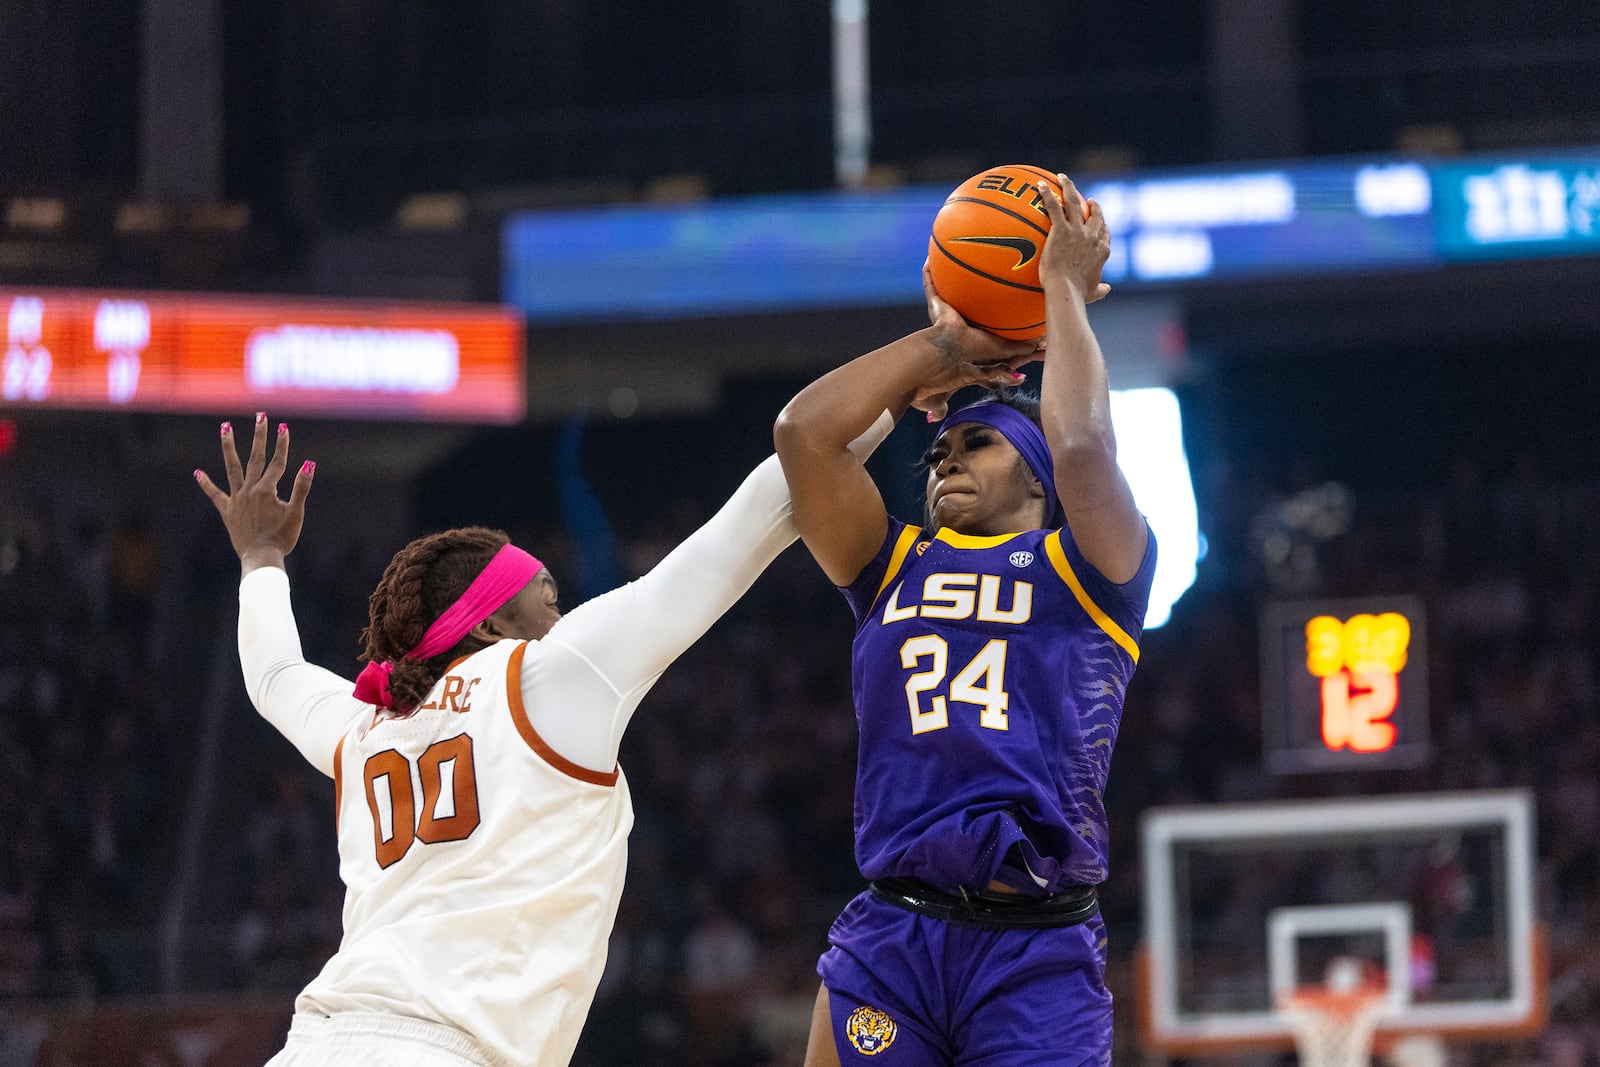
[845,1005,898,1055]
[1009,550,1034,568]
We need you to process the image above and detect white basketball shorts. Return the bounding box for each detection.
[266,1012,506,1067]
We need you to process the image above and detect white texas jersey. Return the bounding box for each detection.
[306,638,628,1066]
[235,444,892,1065]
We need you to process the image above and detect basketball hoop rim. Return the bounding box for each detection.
[1280,985,1388,1006]
[1276,984,1400,1057]
[1277,984,1394,1020]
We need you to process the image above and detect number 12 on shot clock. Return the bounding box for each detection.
[1260,596,1429,774]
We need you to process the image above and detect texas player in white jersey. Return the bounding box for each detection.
[192,354,1027,1066]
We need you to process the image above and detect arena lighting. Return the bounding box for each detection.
[0,288,524,422]
[1108,386,1198,629]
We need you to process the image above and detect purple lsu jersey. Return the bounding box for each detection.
[840,518,1157,895]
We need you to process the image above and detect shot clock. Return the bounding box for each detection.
[1260,596,1429,774]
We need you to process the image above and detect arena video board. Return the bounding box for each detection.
[503,147,1600,322]
[0,289,526,423]
[1433,151,1600,261]
[503,188,947,320]
[1089,161,1437,285]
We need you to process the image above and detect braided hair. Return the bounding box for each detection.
[360,526,511,712]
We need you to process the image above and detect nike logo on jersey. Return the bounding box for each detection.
[948,235,1039,270]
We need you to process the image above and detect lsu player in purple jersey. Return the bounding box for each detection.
[775,174,1156,1066]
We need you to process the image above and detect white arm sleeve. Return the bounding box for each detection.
[238,567,368,778]
[522,413,894,772]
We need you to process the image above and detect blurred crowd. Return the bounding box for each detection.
[2,429,1599,1067]
[0,498,186,1004]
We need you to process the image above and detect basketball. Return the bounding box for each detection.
[926,164,1084,340]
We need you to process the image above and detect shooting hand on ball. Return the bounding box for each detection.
[1037,174,1112,305]
[916,261,1039,419]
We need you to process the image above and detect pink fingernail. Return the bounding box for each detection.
[1011,372,1026,381]
[256,411,266,424]
[193,469,204,481]
[220,421,231,435]
[925,411,936,423]
[278,422,288,435]
[301,460,315,476]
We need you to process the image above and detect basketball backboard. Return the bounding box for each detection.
[1137,790,1545,1057]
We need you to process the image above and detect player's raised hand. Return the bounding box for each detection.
[915,261,1040,419]
[195,412,315,571]
[1036,174,1112,305]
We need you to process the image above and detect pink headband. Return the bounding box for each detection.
[354,543,544,709]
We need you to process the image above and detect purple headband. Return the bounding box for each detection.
[354,543,544,709]
[935,401,1059,523]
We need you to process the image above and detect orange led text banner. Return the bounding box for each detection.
[0,288,526,423]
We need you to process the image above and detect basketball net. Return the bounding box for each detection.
[1276,958,1393,1067]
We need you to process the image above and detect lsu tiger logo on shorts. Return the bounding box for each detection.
[845,1005,898,1056]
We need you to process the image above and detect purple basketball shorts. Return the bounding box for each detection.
[819,890,1112,1066]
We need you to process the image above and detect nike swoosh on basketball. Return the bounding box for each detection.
[948,235,1038,270]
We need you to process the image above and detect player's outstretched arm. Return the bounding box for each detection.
[196,415,362,777]
[774,290,1037,586]
[545,424,877,701]
[527,415,909,774]
[1035,175,1149,584]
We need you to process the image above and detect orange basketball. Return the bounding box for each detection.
[926,164,1081,341]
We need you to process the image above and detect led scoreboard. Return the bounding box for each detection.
[1260,596,1429,773]
[0,288,526,423]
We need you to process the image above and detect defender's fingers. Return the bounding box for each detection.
[221,421,245,492]
[287,459,315,514]
[243,411,269,483]
[194,469,229,510]
[263,422,292,487]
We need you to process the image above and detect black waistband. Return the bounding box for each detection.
[868,877,1100,929]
